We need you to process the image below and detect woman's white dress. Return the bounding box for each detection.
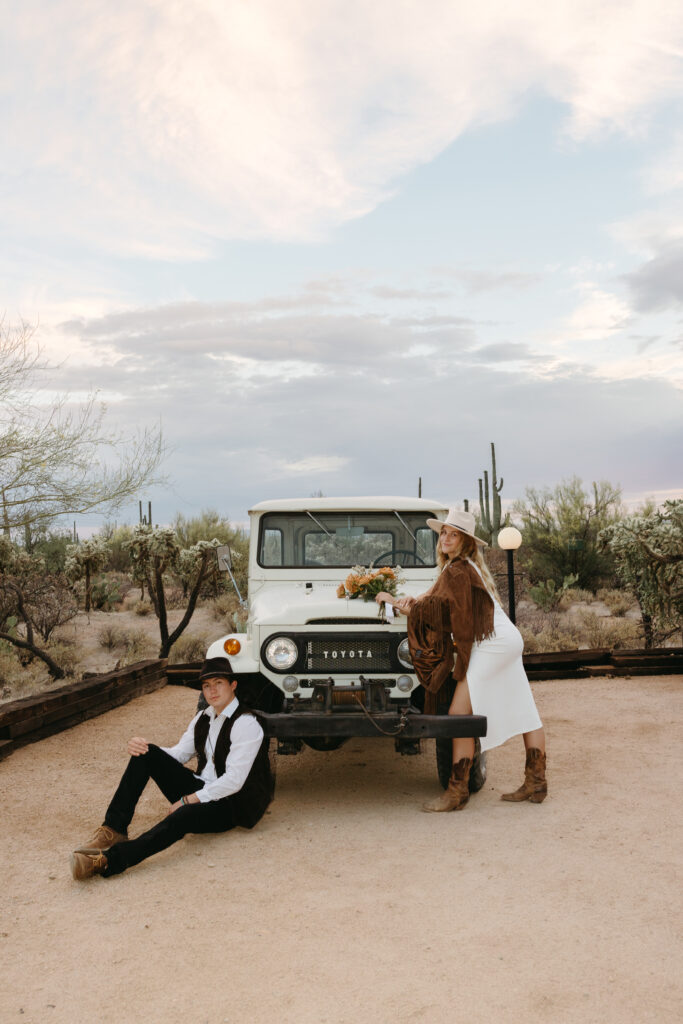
[465,560,542,752]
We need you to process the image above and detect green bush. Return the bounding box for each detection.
[514,477,622,590]
[528,574,579,612]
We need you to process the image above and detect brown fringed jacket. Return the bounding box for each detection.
[408,558,495,705]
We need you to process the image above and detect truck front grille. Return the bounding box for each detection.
[306,636,391,673]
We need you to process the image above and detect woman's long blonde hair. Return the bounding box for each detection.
[436,531,501,603]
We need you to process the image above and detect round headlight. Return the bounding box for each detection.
[397,637,413,668]
[223,637,241,655]
[264,636,298,671]
[397,675,413,693]
[282,675,299,693]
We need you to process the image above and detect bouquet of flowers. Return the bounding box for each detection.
[336,566,403,618]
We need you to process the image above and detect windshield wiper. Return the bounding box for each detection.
[305,510,333,537]
[393,510,417,543]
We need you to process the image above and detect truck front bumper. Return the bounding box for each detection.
[259,709,486,740]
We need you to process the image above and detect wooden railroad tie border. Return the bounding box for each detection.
[0,659,168,762]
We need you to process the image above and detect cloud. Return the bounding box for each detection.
[468,342,540,362]
[4,1,683,256]
[438,268,542,294]
[57,301,477,383]
[283,456,351,474]
[563,285,633,341]
[624,241,683,311]
[368,286,453,300]
[46,298,682,528]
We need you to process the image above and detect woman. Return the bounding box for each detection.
[375,508,546,812]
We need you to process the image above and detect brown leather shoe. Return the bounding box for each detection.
[76,825,127,852]
[501,748,547,803]
[423,757,472,812]
[71,849,108,880]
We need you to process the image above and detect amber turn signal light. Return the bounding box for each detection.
[223,638,241,655]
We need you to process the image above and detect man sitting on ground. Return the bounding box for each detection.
[71,656,272,880]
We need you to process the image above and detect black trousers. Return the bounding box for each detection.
[101,744,236,876]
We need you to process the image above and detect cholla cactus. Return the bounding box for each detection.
[65,537,109,612]
[125,525,221,658]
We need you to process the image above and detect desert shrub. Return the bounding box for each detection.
[528,574,579,612]
[557,587,595,609]
[25,578,78,642]
[133,600,153,617]
[45,638,79,676]
[120,629,155,665]
[97,624,126,651]
[0,648,52,702]
[596,589,636,617]
[168,632,209,664]
[520,625,580,654]
[573,609,643,649]
[209,592,244,624]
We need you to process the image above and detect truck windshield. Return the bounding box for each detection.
[258,511,438,568]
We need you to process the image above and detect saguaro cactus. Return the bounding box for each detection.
[478,442,507,546]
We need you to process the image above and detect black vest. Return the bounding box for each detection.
[194,705,273,828]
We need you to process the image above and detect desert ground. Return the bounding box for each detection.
[1,673,681,1024]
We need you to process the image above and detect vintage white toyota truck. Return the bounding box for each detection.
[207,496,486,788]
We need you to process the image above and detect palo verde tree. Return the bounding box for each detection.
[600,499,683,647]
[0,319,165,536]
[512,477,622,591]
[65,537,110,613]
[126,525,221,659]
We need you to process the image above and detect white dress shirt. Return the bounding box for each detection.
[161,697,264,803]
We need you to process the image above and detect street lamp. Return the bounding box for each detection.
[497,526,522,624]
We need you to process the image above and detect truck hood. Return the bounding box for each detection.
[250,581,427,626]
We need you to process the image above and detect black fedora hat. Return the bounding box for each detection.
[198,656,233,682]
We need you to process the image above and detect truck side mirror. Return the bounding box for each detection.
[216,544,232,571]
[215,544,246,607]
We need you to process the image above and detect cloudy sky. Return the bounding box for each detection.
[2,0,682,528]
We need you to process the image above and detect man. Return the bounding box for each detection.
[71,656,273,880]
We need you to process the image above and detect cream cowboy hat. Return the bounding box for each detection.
[426,508,488,546]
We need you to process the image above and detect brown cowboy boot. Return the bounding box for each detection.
[423,757,472,812]
[501,748,547,803]
[71,849,109,880]
[76,824,127,852]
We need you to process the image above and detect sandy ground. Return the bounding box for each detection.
[1,675,681,1024]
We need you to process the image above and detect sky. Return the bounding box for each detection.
[2,0,682,531]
